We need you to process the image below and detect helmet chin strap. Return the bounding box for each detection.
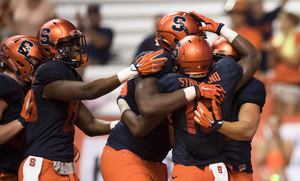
[76,54,87,69]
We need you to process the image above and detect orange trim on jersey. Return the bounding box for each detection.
[26,90,38,123]
[119,82,128,96]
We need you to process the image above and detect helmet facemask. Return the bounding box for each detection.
[56,31,88,69]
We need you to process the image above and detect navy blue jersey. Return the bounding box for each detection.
[24,60,82,162]
[0,73,25,175]
[223,77,266,173]
[106,49,173,162]
[157,57,243,168]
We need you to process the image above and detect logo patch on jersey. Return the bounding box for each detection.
[172,16,187,32]
[17,40,34,57]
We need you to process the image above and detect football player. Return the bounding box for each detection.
[16,19,168,181]
[100,12,225,181]
[117,12,262,180]
[0,35,46,181]
[194,36,266,181]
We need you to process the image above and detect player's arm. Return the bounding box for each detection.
[0,98,7,120]
[0,120,24,145]
[134,77,187,119]
[118,98,165,137]
[0,98,25,145]
[135,76,225,119]
[42,50,168,101]
[190,12,262,91]
[218,103,260,141]
[194,100,260,141]
[75,101,118,136]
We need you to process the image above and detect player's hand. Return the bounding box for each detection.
[130,50,167,76]
[194,82,225,104]
[73,144,81,163]
[18,92,33,127]
[194,99,223,131]
[189,11,224,35]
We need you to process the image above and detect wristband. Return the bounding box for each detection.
[211,121,223,131]
[110,120,119,130]
[220,26,238,43]
[117,98,131,116]
[117,67,139,84]
[216,23,225,35]
[183,86,196,102]
[18,116,27,127]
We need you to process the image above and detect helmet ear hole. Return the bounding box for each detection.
[17,61,25,67]
[45,48,51,54]
[174,38,179,44]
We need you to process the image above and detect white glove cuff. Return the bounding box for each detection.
[183,86,196,102]
[117,98,131,115]
[220,26,238,43]
[117,67,138,84]
[110,120,119,130]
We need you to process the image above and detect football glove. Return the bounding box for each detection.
[189,11,224,35]
[130,49,167,76]
[194,99,223,131]
[194,82,225,104]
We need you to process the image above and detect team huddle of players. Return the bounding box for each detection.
[0,10,265,181]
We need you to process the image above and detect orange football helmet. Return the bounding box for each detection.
[211,36,241,62]
[173,35,213,78]
[1,35,45,82]
[156,11,205,52]
[0,36,22,72]
[36,19,88,68]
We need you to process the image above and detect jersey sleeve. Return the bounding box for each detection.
[37,60,76,86]
[237,78,266,112]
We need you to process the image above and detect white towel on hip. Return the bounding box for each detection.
[22,156,43,181]
[209,162,228,181]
